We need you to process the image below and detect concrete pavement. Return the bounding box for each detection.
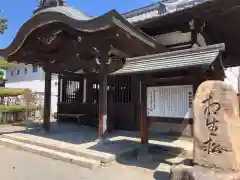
[0,124,192,179]
[0,124,192,170]
[0,145,157,180]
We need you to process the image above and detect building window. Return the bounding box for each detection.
[17,69,20,75]
[32,65,38,73]
[11,70,14,76]
[25,68,27,74]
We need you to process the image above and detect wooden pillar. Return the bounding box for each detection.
[57,75,61,122]
[83,78,87,103]
[86,78,93,104]
[61,76,67,103]
[132,75,141,131]
[98,63,108,138]
[107,78,114,132]
[43,72,52,131]
[140,81,148,144]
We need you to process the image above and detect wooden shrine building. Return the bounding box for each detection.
[1,0,240,143]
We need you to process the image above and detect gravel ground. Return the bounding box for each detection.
[0,145,161,180]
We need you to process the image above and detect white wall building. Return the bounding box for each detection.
[5,63,59,116]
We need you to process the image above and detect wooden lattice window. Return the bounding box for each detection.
[112,76,132,104]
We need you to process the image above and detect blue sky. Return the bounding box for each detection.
[0,0,158,48]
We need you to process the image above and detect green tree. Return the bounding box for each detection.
[0,10,7,34]
[0,59,16,68]
[0,13,15,81]
[0,59,16,81]
[0,59,16,80]
[0,71,4,80]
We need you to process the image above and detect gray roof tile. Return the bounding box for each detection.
[34,6,91,20]
[112,43,225,75]
[34,0,207,24]
[123,0,207,23]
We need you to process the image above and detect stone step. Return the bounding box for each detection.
[0,137,101,170]
[156,152,193,166]
[159,151,192,165]
[1,134,114,163]
[165,156,186,165]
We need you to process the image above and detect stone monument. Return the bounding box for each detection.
[170,80,240,179]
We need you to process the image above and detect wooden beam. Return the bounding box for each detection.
[22,50,97,72]
[42,66,99,81]
[140,81,148,144]
[166,41,192,49]
[43,72,52,131]
[25,30,67,53]
[145,76,196,85]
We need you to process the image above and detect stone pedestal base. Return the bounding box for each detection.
[170,166,240,180]
[95,137,111,145]
[137,145,152,162]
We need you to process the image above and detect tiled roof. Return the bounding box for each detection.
[123,0,207,23]
[34,0,207,24]
[34,6,91,20]
[112,43,225,75]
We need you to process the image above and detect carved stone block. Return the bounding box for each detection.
[193,80,240,172]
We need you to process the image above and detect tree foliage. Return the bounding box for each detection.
[0,59,16,69]
[0,13,15,80]
[0,10,7,34]
[0,59,16,80]
[0,10,15,81]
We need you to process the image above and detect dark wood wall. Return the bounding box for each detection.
[57,74,140,131]
[57,63,223,132]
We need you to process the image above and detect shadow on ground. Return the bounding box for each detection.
[0,122,140,155]
[0,122,192,180]
[116,143,187,170]
[88,139,137,154]
[1,122,187,156]
[0,121,192,156]
[1,122,98,144]
[117,143,193,180]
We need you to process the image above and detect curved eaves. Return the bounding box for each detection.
[0,8,166,59]
[0,10,116,58]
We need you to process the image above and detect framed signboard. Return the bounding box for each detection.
[147,85,193,118]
